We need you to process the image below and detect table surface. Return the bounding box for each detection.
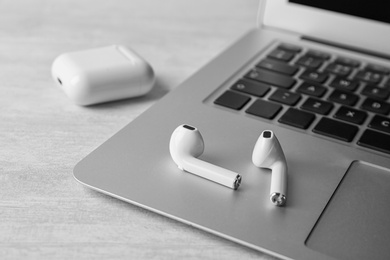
[0,0,278,259]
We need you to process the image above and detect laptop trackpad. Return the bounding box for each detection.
[306,161,390,260]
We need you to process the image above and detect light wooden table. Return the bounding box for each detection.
[0,0,277,259]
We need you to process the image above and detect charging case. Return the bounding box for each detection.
[51,45,155,106]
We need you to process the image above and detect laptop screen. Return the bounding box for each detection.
[290,0,390,24]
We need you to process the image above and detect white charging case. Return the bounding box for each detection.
[51,45,155,106]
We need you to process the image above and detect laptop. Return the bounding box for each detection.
[73,0,390,259]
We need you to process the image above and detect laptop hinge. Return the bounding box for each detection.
[301,35,390,61]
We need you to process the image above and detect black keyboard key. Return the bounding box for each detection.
[231,79,270,97]
[269,90,301,106]
[361,85,390,100]
[277,43,302,53]
[335,57,360,67]
[214,91,250,110]
[361,98,390,115]
[245,69,296,89]
[296,82,327,97]
[268,49,295,62]
[246,99,282,119]
[278,108,315,129]
[334,106,367,125]
[368,115,390,134]
[306,50,331,60]
[257,59,299,76]
[355,70,383,84]
[384,78,390,89]
[301,98,333,115]
[358,130,390,154]
[300,70,329,84]
[329,77,359,92]
[365,64,390,75]
[313,118,359,142]
[324,63,352,77]
[296,56,323,69]
[328,90,359,106]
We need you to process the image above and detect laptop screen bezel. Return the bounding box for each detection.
[260,0,390,55]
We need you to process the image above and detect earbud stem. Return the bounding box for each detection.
[181,156,242,190]
[270,161,287,206]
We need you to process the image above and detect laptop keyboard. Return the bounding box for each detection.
[214,43,390,155]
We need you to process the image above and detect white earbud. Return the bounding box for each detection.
[169,124,242,190]
[252,130,287,206]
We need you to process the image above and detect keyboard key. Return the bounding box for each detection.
[355,70,383,84]
[257,59,299,76]
[365,64,390,75]
[358,130,390,154]
[214,91,250,110]
[361,85,390,100]
[328,90,359,106]
[231,79,270,97]
[301,98,333,115]
[313,118,358,142]
[335,57,360,67]
[306,50,331,60]
[368,115,390,134]
[278,108,315,129]
[300,70,329,84]
[277,43,302,53]
[268,49,295,62]
[246,99,282,119]
[329,77,359,92]
[269,90,301,106]
[334,106,367,125]
[384,78,390,89]
[245,69,296,89]
[296,56,323,69]
[296,82,327,97]
[324,63,352,77]
[361,98,390,115]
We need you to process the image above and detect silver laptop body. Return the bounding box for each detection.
[74,1,390,259]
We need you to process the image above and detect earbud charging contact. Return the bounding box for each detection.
[270,192,286,207]
[233,174,242,190]
[169,124,242,190]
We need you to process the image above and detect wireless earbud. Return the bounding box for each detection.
[169,124,242,190]
[252,130,287,206]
